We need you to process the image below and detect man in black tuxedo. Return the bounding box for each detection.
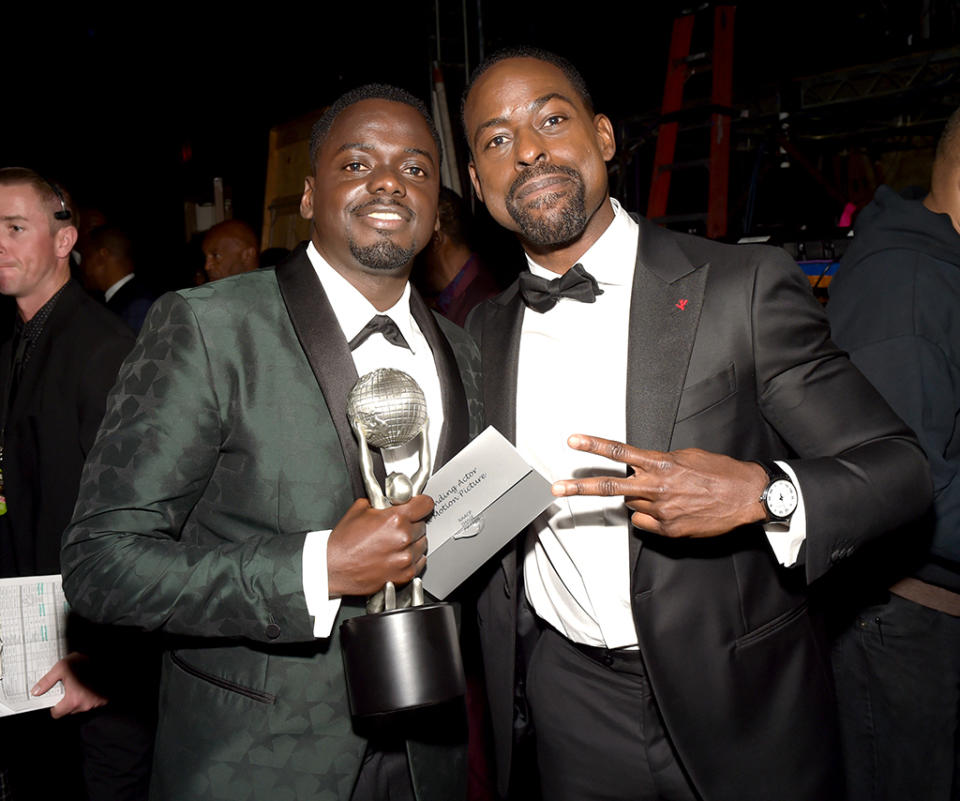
[461,48,932,801]
[80,223,157,332]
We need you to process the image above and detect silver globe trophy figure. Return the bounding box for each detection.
[339,368,465,716]
[347,368,431,612]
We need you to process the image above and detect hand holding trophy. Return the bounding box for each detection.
[339,368,465,716]
[347,368,431,612]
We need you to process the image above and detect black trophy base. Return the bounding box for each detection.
[340,602,465,717]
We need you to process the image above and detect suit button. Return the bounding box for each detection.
[265,623,281,640]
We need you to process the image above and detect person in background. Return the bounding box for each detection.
[80,224,157,333]
[827,107,960,801]
[414,187,499,326]
[0,167,151,800]
[201,218,259,281]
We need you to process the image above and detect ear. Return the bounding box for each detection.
[54,225,78,259]
[593,113,617,162]
[467,162,484,203]
[299,177,314,220]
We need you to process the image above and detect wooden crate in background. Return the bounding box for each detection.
[262,110,325,250]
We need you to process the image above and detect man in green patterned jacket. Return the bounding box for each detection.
[61,84,481,801]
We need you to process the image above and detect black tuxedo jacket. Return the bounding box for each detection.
[0,280,141,798]
[0,279,133,577]
[468,217,931,801]
[105,274,157,334]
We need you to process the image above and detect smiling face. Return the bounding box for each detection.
[464,57,616,261]
[301,98,440,287]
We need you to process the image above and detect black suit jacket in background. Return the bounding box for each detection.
[468,216,932,801]
[0,278,133,576]
[0,279,143,801]
[106,274,158,334]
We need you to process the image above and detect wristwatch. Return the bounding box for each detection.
[755,461,798,523]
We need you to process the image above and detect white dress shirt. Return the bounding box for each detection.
[516,199,806,648]
[300,242,445,637]
[104,272,135,303]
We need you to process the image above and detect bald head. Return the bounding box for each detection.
[202,220,259,281]
[925,108,960,235]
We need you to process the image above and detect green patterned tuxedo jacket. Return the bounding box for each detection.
[61,248,482,801]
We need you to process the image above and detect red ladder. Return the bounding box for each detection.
[647,4,735,239]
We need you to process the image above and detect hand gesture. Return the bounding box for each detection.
[551,434,768,538]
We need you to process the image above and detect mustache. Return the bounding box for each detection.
[507,164,583,202]
[349,197,413,217]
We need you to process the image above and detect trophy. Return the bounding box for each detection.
[339,368,465,716]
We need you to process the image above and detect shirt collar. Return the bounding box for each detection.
[305,242,418,354]
[525,198,638,286]
[104,272,135,303]
[16,279,69,360]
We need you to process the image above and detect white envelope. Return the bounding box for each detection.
[422,426,554,599]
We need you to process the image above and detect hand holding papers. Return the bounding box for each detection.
[0,575,67,717]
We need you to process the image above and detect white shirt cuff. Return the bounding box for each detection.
[302,530,342,638]
[763,461,807,567]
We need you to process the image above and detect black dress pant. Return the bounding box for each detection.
[351,745,415,801]
[525,627,699,801]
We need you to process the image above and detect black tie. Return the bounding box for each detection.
[517,263,604,313]
[349,314,411,351]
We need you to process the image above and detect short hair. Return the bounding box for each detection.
[0,167,76,231]
[935,107,960,167]
[460,46,595,134]
[436,187,472,248]
[308,83,442,170]
[86,224,134,262]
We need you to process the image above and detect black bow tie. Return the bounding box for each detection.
[349,314,410,351]
[517,263,604,313]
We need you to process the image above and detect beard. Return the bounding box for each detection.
[506,164,588,246]
[348,236,417,271]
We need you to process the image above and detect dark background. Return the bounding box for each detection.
[5,1,959,289]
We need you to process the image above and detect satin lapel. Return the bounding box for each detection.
[275,247,381,499]
[479,284,524,597]
[626,218,709,570]
[409,289,468,469]
[481,285,524,445]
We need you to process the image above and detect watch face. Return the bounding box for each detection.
[767,479,798,518]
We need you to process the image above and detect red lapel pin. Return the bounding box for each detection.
[675,298,688,310]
